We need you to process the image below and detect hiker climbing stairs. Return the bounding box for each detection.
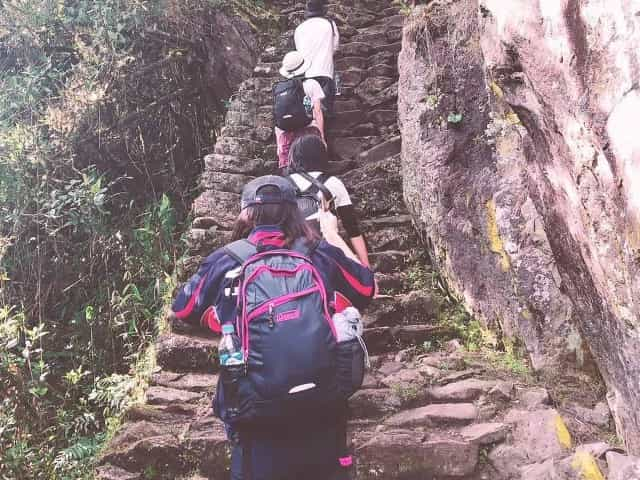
[96,2,623,479]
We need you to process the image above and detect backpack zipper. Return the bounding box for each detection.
[268,303,275,329]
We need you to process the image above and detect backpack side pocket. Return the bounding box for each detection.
[335,338,365,399]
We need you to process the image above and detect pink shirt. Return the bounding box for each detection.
[275,125,322,168]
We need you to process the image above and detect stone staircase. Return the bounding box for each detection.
[96,1,628,479]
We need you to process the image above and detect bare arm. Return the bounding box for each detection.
[349,235,370,268]
[319,209,360,264]
[313,100,325,141]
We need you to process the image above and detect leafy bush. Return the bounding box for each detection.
[0,0,262,476]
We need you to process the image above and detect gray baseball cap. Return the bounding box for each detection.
[240,175,298,210]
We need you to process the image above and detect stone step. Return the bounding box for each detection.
[345,159,405,217]
[344,11,378,28]
[337,41,374,58]
[364,290,442,327]
[124,404,201,424]
[259,45,288,64]
[326,159,358,176]
[146,386,204,406]
[354,429,480,478]
[327,136,378,162]
[100,415,228,479]
[427,378,499,403]
[384,403,479,428]
[96,464,141,480]
[333,98,363,114]
[358,135,401,163]
[183,416,231,477]
[253,62,280,77]
[364,324,456,354]
[384,15,406,29]
[99,423,185,475]
[355,77,397,106]
[328,122,379,138]
[351,31,388,45]
[204,153,274,176]
[340,68,365,87]
[360,214,413,229]
[184,228,219,257]
[382,6,401,16]
[369,50,398,68]
[361,216,416,251]
[369,249,410,273]
[331,109,365,130]
[460,422,511,445]
[358,80,397,107]
[349,388,400,419]
[201,170,254,194]
[192,190,240,229]
[214,136,264,158]
[150,372,218,393]
[156,332,219,373]
[336,56,368,71]
[367,108,398,127]
[374,272,406,294]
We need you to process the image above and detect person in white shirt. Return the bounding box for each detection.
[275,51,326,170]
[287,134,370,267]
[294,0,339,115]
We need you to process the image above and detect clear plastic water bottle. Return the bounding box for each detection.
[334,72,342,96]
[333,307,363,343]
[218,324,244,415]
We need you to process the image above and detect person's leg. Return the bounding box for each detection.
[315,76,336,117]
[230,443,243,480]
[323,78,336,116]
[297,465,351,480]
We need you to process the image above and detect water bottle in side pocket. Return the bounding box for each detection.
[218,324,244,416]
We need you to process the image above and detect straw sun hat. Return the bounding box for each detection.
[279,51,312,78]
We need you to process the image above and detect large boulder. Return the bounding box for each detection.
[398,0,640,452]
[356,429,479,478]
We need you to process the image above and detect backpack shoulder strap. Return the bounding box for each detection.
[297,170,335,204]
[291,237,320,258]
[316,172,332,184]
[224,239,257,265]
[286,174,303,194]
[325,16,336,36]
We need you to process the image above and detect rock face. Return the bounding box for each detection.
[398,0,640,452]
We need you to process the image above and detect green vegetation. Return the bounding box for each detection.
[393,0,414,16]
[447,112,463,124]
[0,0,273,476]
[489,348,531,377]
[392,383,423,405]
[421,265,532,378]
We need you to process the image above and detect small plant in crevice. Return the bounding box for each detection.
[405,263,430,291]
[392,383,423,405]
[447,112,463,125]
[484,338,532,379]
[393,0,414,16]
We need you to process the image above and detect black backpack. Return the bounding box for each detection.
[273,78,313,131]
[288,171,336,221]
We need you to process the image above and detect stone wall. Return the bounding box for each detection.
[399,0,640,453]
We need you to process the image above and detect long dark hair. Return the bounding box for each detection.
[231,194,317,246]
[288,134,329,173]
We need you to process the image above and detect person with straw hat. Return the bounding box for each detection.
[274,50,326,171]
[295,0,339,115]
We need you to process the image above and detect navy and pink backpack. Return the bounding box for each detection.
[214,239,363,428]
